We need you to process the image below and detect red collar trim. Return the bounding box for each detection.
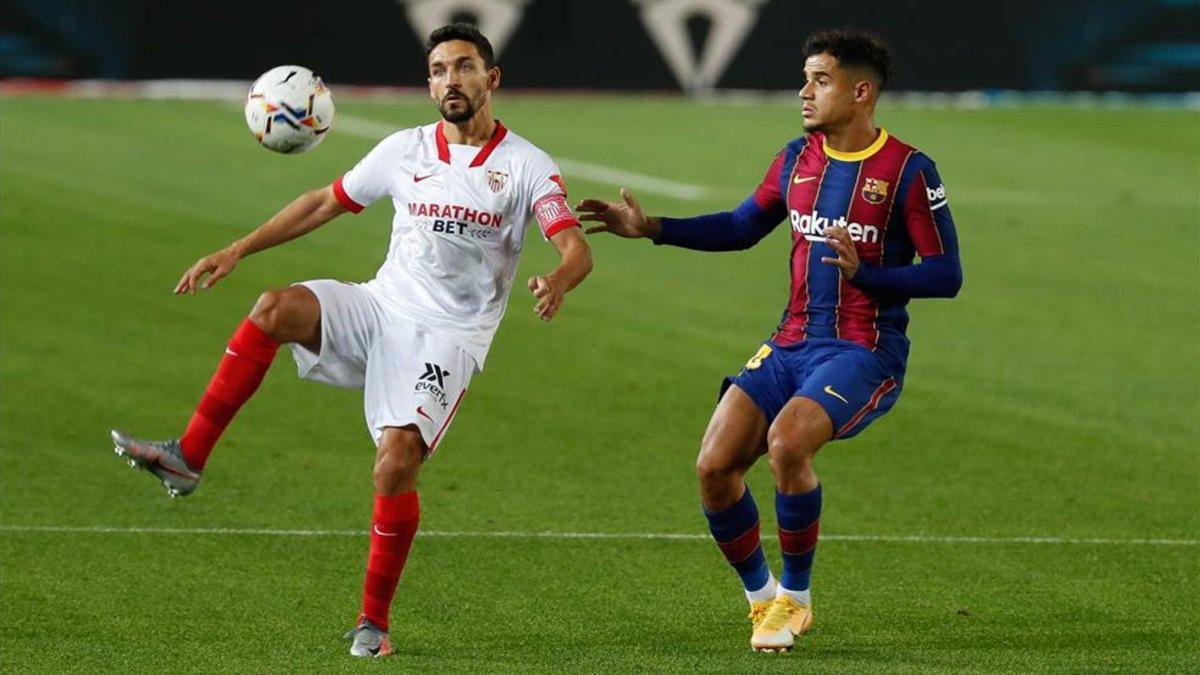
[469,120,507,168]
[435,121,451,164]
[435,120,508,168]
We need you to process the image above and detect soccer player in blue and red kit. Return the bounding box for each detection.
[578,29,962,652]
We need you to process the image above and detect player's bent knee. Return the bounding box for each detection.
[249,287,319,344]
[696,459,744,513]
[373,454,420,488]
[696,435,760,510]
[249,290,290,339]
[766,410,829,468]
[373,427,427,493]
[766,445,811,479]
[695,445,745,482]
[695,453,726,483]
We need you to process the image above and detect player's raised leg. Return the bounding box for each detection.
[348,425,425,658]
[180,287,319,467]
[696,385,778,638]
[112,286,320,496]
[750,396,830,651]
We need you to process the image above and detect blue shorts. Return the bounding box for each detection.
[722,338,903,439]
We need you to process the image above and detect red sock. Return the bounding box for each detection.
[179,319,278,470]
[361,491,420,631]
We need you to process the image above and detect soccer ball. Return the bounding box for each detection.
[244,65,334,154]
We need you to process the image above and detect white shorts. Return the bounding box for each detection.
[289,279,475,453]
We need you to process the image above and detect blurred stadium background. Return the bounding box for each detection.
[1,1,1197,672]
[2,0,1199,95]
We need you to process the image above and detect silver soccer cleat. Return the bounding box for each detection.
[344,617,393,658]
[110,429,201,498]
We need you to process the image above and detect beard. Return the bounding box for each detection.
[802,113,825,133]
[438,91,477,123]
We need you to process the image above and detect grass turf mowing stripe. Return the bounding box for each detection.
[1,524,1195,546]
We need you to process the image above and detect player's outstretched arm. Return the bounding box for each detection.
[577,189,662,240]
[174,185,350,295]
[579,188,781,252]
[528,227,592,322]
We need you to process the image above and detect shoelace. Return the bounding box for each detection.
[748,602,771,626]
[759,597,800,632]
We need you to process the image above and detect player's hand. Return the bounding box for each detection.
[528,275,563,321]
[820,226,859,280]
[576,188,660,239]
[175,247,240,295]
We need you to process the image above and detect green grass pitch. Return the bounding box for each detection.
[1,94,1197,672]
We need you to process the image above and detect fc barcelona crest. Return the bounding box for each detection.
[487,170,509,193]
[861,177,889,205]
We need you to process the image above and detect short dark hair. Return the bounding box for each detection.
[802,29,892,89]
[426,23,496,69]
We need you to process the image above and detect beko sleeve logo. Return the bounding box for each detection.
[925,184,948,211]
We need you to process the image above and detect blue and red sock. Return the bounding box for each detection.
[703,486,771,593]
[777,484,822,595]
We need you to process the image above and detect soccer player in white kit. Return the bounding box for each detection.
[109,24,593,657]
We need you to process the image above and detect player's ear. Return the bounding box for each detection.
[854,79,873,104]
[488,65,502,91]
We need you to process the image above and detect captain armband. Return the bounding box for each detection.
[532,193,579,239]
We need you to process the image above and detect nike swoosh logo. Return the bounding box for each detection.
[793,175,818,184]
[413,173,434,183]
[416,406,434,423]
[224,348,239,357]
[823,385,848,404]
[157,463,197,479]
[373,525,399,537]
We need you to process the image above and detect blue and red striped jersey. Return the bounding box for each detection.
[751,130,959,369]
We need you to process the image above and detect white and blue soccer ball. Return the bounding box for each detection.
[244,65,334,154]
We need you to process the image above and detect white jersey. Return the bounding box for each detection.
[332,121,576,368]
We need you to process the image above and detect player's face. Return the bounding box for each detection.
[427,40,499,124]
[798,54,867,133]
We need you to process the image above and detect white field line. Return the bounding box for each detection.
[336,114,709,201]
[237,110,1198,208]
[0,525,1194,547]
[336,115,1199,208]
[553,158,708,201]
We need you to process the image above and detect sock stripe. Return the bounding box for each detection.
[704,487,770,592]
[779,519,820,556]
[776,485,823,593]
[716,521,762,564]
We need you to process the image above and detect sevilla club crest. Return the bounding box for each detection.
[487,169,509,193]
[861,177,889,205]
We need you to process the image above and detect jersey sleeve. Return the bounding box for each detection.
[653,147,789,251]
[749,150,787,221]
[526,152,579,240]
[901,154,959,259]
[331,133,403,214]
